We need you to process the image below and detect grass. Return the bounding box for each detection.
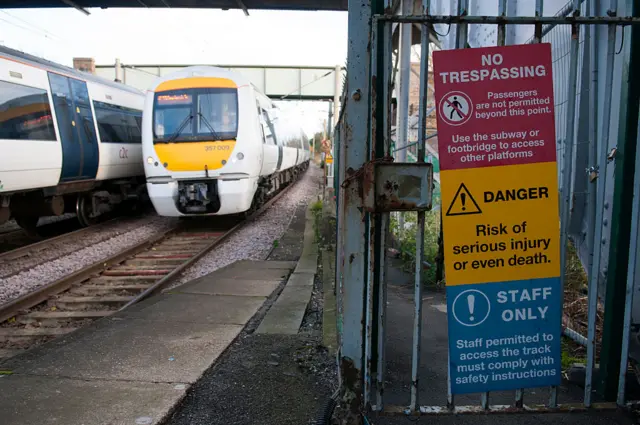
[561,338,585,370]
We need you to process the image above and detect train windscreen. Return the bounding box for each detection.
[153,88,238,143]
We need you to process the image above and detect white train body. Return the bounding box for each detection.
[142,66,310,217]
[0,45,146,229]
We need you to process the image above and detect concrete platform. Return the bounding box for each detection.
[177,278,280,297]
[124,293,267,325]
[257,204,318,335]
[256,281,315,335]
[2,317,243,383]
[0,375,186,425]
[0,259,292,425]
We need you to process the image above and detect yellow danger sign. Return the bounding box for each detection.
[441,161,560,286]
[326,152,333,164]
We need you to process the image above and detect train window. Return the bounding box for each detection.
[0,80,56,141]
[93,101,142,144]
[154,88,238,142]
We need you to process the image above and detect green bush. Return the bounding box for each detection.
[390,190,442,286]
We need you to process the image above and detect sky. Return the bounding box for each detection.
[0,7,349,135]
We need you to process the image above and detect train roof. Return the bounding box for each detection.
[148,66,254,92]
[0,45,144,96]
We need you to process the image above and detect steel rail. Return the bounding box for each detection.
[120,174,299,309]
[0,217,124,262]
[0,171,304,325]
[0,226,178,323]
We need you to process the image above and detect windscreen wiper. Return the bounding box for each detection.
[159,114,193,144]
[196,112,222,140]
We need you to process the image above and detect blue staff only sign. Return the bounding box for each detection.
[433,43,562,394]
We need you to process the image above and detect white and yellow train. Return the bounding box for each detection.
[142,66,310,217]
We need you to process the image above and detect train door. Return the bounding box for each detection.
[264,110,283,171]
[48,73,99,182]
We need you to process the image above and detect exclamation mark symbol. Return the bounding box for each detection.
[467,294,475,322]
[461,193,467,211]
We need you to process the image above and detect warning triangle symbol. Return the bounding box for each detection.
[446,183,482,216]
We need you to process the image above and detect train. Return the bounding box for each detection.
[142,66,311,217]
[0,45,147,233]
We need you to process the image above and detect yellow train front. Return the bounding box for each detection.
[142,66,310,217]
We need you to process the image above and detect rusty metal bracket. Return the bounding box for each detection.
[363,162,434,212]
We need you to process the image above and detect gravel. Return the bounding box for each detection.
[0,215,175,279]
[0,216,176,305]
[171,165,323,287]
[0,164,322,307]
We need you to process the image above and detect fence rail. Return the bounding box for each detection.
[334,0,640,420]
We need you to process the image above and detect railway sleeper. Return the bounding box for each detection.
[0,327,75,342]
[147,246,203,253]
[124,258,186,267]
[0,348,25,360]
[18,310,112,325]
[135,253,193,259]
[70,284,152,295]
[161,236,217,243]
[53,295,134,310]
[115,263,181,270]
[91,276,160,284]
[103,269,172,277]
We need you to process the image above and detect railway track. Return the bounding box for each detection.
[0,205,153,256]
[0,181,296,362]
[0,216,83,255]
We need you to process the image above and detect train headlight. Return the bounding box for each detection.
[236,152,244,160]
[147,157,154,164]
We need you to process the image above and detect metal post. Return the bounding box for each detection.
[455,0,469,49]
[364,15,382,410]
[484,0,508,410]
[617,109,640,406]
[554,0,581,408]
[599,0,639,400]
[396,0,412,164]
[395,0,412,235]
[585,0,618,406]
[376,8,393,410]
[585,0,598,342]
[335,64,342,120]
[337,0,372,420]
[533,0,544,43]
[115,58,122,83]
[446,0,468,411]
[328,104,334,140]
[582,0,600,403]
[328,104,334,188]
[409,0,430,413]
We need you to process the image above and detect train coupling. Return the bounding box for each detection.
[177,180,221,214]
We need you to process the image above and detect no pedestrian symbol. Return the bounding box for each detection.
[446,183,482,216]
[439,91,473,126]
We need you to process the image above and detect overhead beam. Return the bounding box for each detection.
[1,0,348,11]
[234,0,249,15]
[59,0,90,15]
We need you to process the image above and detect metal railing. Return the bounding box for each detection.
[334,0,640,419]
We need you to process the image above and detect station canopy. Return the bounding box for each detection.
[0,0,347,11]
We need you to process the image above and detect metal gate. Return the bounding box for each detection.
[334,0,640,421]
